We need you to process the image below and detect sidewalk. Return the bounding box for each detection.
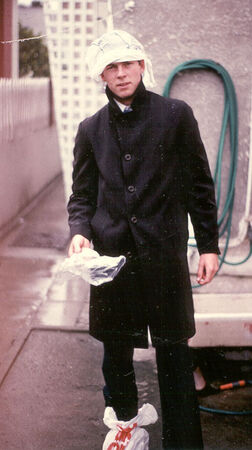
[0,176,251,449]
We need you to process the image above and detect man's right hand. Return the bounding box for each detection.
[68,234,91,257]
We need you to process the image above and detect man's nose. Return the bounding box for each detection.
[117,64,126,77]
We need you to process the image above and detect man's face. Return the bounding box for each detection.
[101,60,145,105]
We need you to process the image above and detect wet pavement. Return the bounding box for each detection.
[0,176,251,449]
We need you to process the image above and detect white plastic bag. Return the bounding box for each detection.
[56,248,126,286]
[102,403,158,450]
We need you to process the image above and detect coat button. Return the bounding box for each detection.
[128,185,135,193]
[131,216,137,224]
[124,153,132,161]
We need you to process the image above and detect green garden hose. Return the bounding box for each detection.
[199,405,252,416]
[163,59,252,272]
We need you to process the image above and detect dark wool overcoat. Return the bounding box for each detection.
[67,81,219,348]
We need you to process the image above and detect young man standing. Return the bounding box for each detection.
[67,30,219,449]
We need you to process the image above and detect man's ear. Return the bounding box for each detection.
[101,72,105,81]
[139,60,145,74]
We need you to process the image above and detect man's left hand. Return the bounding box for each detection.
[196,253,219,285]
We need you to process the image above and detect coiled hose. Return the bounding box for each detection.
[163,59,252,271]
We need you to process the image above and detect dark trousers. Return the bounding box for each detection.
[102,341,203,450]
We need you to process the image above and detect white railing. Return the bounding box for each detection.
[0,78,52,142]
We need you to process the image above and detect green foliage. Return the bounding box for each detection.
[19,23,50,77]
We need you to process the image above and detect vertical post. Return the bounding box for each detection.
[49,77,54,126]
[0,0,18,78]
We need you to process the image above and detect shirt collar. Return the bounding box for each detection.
[113,98,132,112]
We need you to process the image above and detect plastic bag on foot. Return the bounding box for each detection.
[102,403,158,449]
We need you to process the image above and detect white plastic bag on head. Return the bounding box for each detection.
[102,403,158,450]
[56,248,126,286]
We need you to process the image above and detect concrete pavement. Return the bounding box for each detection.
[0,176,251,449]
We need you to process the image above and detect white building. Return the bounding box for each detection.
[43,0,113,199]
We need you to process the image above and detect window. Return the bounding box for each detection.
[63,14,69,21]
[62,2,69,9]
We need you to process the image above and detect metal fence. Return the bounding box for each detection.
[0,78,52,142]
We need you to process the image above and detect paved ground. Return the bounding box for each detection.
[0,176,251,449]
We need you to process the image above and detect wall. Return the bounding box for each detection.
[111,0,252,242]
[0,78,61,234]
[110,0,252,276]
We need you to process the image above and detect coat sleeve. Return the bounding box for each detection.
[67,120,98,240]
[179,102,220,255]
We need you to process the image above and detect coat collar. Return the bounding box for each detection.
[106,80,147,117]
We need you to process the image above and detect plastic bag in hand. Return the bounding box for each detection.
[56,248,126,286]
[102,403,158,449]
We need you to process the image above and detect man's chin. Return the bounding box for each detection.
[114,91,135,104]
